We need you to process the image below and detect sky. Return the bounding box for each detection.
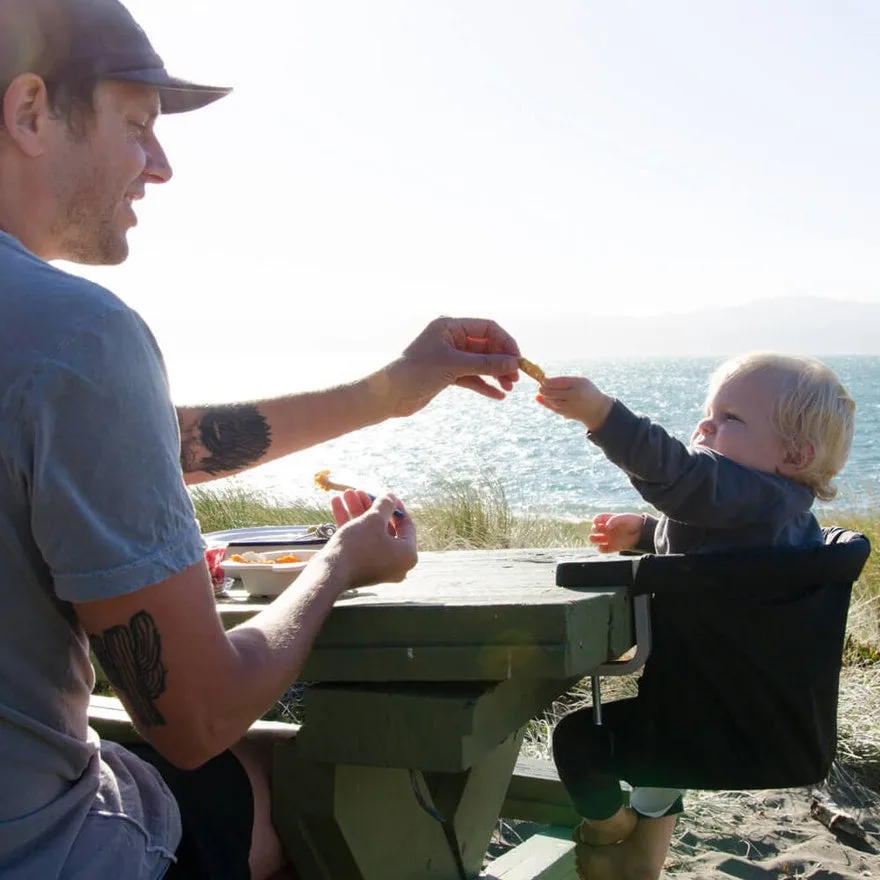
[65,0,880,401]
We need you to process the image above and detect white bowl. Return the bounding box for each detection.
[220,548,320,598]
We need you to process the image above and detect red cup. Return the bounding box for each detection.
[204,546,228,590]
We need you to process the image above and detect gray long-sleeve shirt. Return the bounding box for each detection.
[589,400,822,554]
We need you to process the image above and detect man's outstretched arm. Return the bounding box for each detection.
[177,378,389,484]
[177,317,521,484]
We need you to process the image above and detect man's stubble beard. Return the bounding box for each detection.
[49,151,129,266]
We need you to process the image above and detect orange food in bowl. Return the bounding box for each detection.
[228,553,302,564]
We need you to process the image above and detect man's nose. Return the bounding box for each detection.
[144,134,173,184]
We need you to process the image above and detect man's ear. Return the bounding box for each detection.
[779,441,815,476]
[2,74,52,157]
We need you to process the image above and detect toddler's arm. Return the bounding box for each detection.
[591,400,805,527]
[536,376,802,530]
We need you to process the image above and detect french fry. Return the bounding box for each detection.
[314,470,406,519]
[314,469,356,492]
[518,357,546,382]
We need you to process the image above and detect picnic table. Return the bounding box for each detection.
[216,547,634,880]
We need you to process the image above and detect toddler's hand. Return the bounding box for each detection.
[589,513,643,553]
[322,489,417,589]
[535,376,614,431]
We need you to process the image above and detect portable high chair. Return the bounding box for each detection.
[554,527,871,791]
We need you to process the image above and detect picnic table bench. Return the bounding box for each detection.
[91,547,633,879]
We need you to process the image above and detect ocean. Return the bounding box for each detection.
[217,355,880,521]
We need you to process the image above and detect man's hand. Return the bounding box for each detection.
[378,317,521,418]
[535,375,614,431]
[320,489,418,589]
[589,513,644,554]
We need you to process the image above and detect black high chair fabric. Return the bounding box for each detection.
[554,528,871,791]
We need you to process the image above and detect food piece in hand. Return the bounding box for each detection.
[314,470,406,519]
[518,357,546,382]
[314,469,356,492]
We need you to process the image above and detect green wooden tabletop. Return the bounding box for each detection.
[218,548,633,683]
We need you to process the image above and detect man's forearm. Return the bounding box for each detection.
[178,373,394,484]
[206,554,352,750]
[145,554,354,767]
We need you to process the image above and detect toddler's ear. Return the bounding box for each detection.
[780,441,815,475]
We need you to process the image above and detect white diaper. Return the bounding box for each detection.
[629,787,685,818]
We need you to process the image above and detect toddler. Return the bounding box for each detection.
[535,352,855,880]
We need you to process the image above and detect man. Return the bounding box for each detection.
[0,1,522,878]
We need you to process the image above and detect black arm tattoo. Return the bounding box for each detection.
[179,403,272,476]
[90,611,168,727]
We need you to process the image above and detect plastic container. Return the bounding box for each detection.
[220,548,320,598]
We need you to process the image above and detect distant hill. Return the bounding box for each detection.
[519,296,880,357]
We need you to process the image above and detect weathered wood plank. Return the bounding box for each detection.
[219,549,633,682]
[296,678,579,772]
[87,695,299,743]
[484,831,578,879]
[87,694,143,743]
[502,757,581,828]
[481,828,577,879]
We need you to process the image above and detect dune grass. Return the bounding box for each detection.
[192,479,595,551]
[192,485,334,532]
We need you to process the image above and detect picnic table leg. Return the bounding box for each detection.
[272,729,524,880]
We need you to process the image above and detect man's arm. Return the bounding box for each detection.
[29,307,413,768]
[178,317,521,484]
[77,494,416,770]
[177,378,386,484]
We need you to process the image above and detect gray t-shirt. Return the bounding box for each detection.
[0,232,205,879]
[590,400,822,553]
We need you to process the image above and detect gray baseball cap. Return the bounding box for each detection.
[0,0,231,114]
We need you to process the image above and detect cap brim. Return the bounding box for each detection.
[109,69,232,114]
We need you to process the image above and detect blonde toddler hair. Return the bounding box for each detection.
[707,352,855,501]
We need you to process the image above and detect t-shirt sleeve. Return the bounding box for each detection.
[636,514,658,552]
[22,307,205,602]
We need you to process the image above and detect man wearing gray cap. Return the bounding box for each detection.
[0,1,523,878]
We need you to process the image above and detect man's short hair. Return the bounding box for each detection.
[707,352,856,501]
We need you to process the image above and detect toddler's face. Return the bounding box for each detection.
[691,372,788,475]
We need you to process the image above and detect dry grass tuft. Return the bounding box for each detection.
[191,484,332,532]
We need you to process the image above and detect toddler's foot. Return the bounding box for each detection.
[573,813,677,880]
[574,836,631,880]
[573,806,638,846]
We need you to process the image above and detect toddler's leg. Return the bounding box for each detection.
[575,789,683,879]
[574,814,677,880]
[553,710,642,852]
[552,711,625,817]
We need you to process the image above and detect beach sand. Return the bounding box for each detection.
[493,768,880,878]
[663,782,879,878]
